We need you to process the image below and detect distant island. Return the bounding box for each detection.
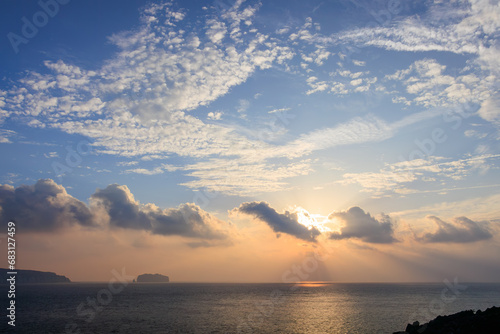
[136,273,169,283]
[0,268,71,283]
[393,306,500,334]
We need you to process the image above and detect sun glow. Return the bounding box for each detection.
[295,207,331,232]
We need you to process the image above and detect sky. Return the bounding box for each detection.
[0,0,499,282]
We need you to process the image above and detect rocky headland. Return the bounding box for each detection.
[393,306,500,334]
[0,268,71,283]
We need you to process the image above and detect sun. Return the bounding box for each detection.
[294,207,331,232]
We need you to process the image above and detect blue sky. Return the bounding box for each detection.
[0,0,499,282]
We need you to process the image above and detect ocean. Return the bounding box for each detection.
[2,282,500,333]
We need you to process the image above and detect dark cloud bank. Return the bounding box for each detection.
[235,201,321,242]
[0,179,230,246]
[234,203,398,244]
[329,206,398,244]
[235,201,494,245]
[419,216,493,243]
[0,179,94,232]
[0,180,495,246]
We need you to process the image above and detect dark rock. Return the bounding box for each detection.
[0,268,71,283]
[394,306,500,334]
[136,273,169,283]
[405,321,420,333]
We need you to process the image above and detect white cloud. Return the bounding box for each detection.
[306,80,328,95]
[268,107,290,114]
[1,0,293,163]
[300,47,331,66]
[333,0,499,59]
[122,163,180,176]
[350,78,362,86]
[180,158,313,196]
[478,95,500,126]
[339,170,416,193]
[207,111,223,120]
[290,1,498,121]
[206,19,227,44]
[335,1,498,118]
[283,114,393,158]
[340,154,500,195]
[140,155,168,161]
[44,152,59,158]
[125,167,164,175]
[288,17,331,45]
[236,99,250,115]
[0,91,7,122]
[0,129,16,143]
[2,0,497,199]
[117,161,139,167]
[276,27,289,35]
[224,109,441,165]
[392,192,500,222]
[464,129,488,139]
[306,69,378,96]
[386,58,493,109]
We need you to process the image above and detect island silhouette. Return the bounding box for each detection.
[0,268,70,283]
[135,273,170,283]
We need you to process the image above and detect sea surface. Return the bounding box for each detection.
[2,282,500,333]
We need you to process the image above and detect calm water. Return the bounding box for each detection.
[1,282,500,333]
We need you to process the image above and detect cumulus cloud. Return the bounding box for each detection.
[207,111,223,120]
[0,180,232,246]
[419,216,493,243]
[90,184,232,242]
[0,179,95,232]
[234,201,320,242]
[90,184,151,230]
[329,207,397,244]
